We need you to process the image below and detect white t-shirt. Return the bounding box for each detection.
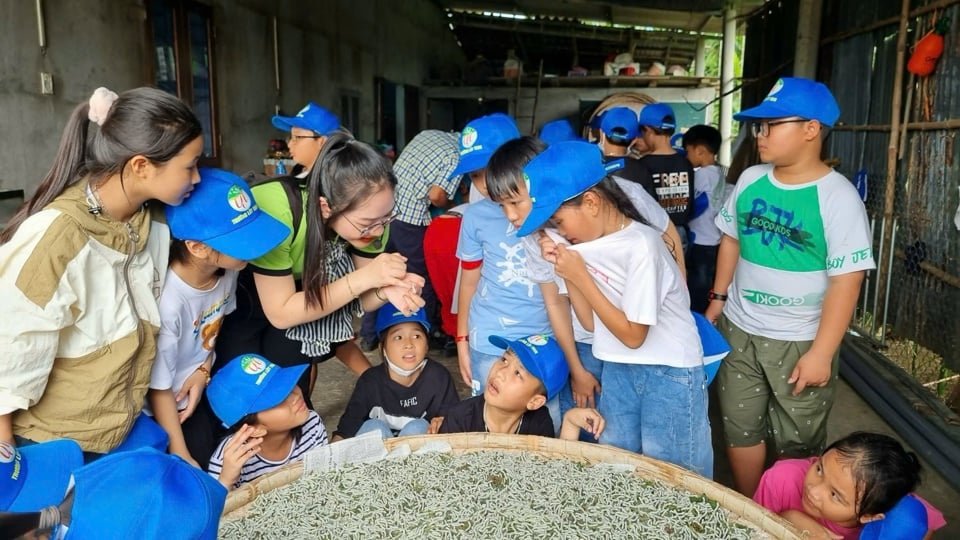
[715,164,876,340]
[149,268,238,411]
[522,177,671,345]
[558,222,702,367]
[688,164,726,246]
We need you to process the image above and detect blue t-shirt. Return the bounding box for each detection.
[456,199,549,355]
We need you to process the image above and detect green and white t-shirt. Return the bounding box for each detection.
[715,164,874,340]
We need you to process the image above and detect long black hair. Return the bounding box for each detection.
[560,176,651,227]
[301,130,397,308]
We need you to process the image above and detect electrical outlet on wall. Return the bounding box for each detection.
[40,72,54,95]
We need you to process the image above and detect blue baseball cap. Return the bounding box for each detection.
[599,107,639,142]
[109,413,170,455]
[0,439,82,512]
[692,311,730,385]
[488,334,569,400]
[271,102,340,135]
[734,77,841,128]
[448,113,521,178]
[207,354,309,428]
[517,141,623,237]
[66,449,226,540]
[166,168,291,261]
[375,302,430,338]
[539,119,581,145]
[860,495,929,540]
[638,103,677,130]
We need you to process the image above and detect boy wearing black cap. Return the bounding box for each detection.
[435,334,603,440]
[705,78,875,497]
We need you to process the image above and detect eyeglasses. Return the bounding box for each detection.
[750,118,809,138]
[343,208,400,237]
[287,133,323,143]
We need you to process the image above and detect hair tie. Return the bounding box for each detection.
[88,87,119,126]
[38,505,62,530]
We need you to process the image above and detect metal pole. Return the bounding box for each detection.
[35,0,46,51]
[861,216,876,322]
[871,217,886,336]
[272,16,280,93]
[719,5,736,166]
[881,218,898,345]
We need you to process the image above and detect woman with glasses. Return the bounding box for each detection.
[214,108,425,430]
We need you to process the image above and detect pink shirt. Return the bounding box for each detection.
[753,458,946,540]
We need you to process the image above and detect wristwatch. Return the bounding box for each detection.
[708,290,728,302]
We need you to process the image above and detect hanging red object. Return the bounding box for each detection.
[907,17,951,76]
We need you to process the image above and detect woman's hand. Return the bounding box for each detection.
[363,252,409,289]
[380,274,426,315]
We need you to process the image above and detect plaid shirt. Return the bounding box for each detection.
[393,130,461,226]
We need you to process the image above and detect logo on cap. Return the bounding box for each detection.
[766,78,785,102]
[296,104,311,117]
[227,185,252,212]
[0,441,15,463]
[526,334,549,347]
[240,355,266,375]
[461,127,479,149]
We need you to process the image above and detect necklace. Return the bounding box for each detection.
[619,214,626,230]
[482,402,523,434]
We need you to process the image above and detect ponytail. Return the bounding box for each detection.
[302,130,396,307]
[1,87,201,244]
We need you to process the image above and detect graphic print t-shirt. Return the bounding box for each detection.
[715,164,875,340]
[457,198,549,355]
[636,153,695,226]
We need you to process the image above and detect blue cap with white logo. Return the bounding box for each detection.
[207,354,309,428]
[448,113,521,178]
[517,141,622,237]
[375,302,430,338]
[166,168,291,262]
[488,334,569,400]
[271,102,340,135]
[638,103,677,131]
[0,439,82,512]
[734,77,841,127]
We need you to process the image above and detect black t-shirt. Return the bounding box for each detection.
[437,395,555,437]
[635,153,696,226]
[335,360,460,438]
[603,155,656,199]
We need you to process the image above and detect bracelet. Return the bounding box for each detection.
[455,335,469,343]
[374,287,387,302]
[708,290,728,302]
[196,365,211,386]
[345,274,359,299]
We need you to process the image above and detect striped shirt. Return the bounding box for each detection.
[208,410,328,488]
[285,240,362,357]
[393,130,462,226]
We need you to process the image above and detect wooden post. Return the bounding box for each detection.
[876,0,912,322]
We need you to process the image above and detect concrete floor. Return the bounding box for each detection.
[311,344,958,538]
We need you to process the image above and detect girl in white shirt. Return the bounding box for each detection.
[518,140,713,479]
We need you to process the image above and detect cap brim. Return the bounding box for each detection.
[517,200,562,237]
[733,101,805,122]
[110,413,170,454]
[448,150,493,179]
[271,116,335,135]
[7,440,83,512]
[248,363,310,415]
[204,208,292,261]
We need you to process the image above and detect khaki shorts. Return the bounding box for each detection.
[716,314,839,457]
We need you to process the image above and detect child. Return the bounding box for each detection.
[538,118,581,145]
[216,132,425,411]
[519,141,713,478]
[149,168,290,469]
[448,114,552,402]
[0,87,203,456]
[423,202,470,350]
[595,107,654,198]
[0,448,226,540]
[206,354,329,489]
[437,334,603,441]
[706,78,875,496]
[753,432,945,540]
[635,103,696,240]
[333,304,459,440]
[682,124,728,313]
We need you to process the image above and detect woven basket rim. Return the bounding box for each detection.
[222,433,804,539]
